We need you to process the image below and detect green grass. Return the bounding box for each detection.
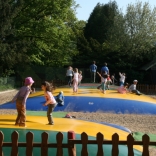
[27,111,67,118]
[0,85,14,91]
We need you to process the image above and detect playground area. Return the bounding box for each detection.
[0,83,156,155]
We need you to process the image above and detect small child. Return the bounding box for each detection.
[111,74,117,85]
[106,74,112,90]
[55,91,64,106]
[72,68,79,93]
[97,71,108,94]
[41,81,57,125]
[78,71,83,86]
[119,72,126,86]
[117,83,129,94]
[11,77,34,127]
[129,80,142,95]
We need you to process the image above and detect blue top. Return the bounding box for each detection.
[101,66,109,74]
[90,64,97,72]
[55,92,64,106]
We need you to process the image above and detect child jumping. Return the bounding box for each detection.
[11,77,34,127]
[41,81,57,125]
[78,70,83,86]
[106,74,112,90]
[72,68,79,93]
[97,71,108,94]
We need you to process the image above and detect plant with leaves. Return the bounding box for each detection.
[0,0,78,76]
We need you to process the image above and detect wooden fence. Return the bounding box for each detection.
[137,84,156,94]
[0,130,156,156]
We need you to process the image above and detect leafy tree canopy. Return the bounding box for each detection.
[0,0,78,76]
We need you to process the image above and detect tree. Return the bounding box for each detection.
[75,1,120,66]
[0,0,78,76]
[123,1,156,63]
[84,1,119,44]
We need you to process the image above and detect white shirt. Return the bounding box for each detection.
[66,69,73,76]
[129,84,136,91]
[119,73,125,83]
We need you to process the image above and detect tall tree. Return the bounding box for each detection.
[84,1,119,44]
[0,0,78,76]
[74,1,120,66]
[123,1,156,63]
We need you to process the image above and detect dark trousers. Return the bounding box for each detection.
[91,72,96,82]
[132,90,141,95]
[47,103,57,124]
[67,76,72,86]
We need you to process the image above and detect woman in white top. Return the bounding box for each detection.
[66,66,73,87]
[72,68,79,93]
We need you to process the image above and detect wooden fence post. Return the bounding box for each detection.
[68,131,76,156]
[142,134,149,156]
[56,132,63,156]
[0,131,4,156]
[81,132,88,156]
[41,132,48,156]
[11,131,19,156]
[112,133,119,156]
[127,134,134,156]
[96,132,104,156]
[26,132,34,156]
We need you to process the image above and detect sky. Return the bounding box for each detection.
[75,0,156,21]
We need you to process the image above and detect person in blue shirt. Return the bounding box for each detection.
[55,91,64,106]
[90,61,97,83]
[101,62,109,75]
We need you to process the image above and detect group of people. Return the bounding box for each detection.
[11,77,64,127]
[66,66,83,93]
[117,80,142,95]
[12,63,141,127]
[90,61,112,94]
[90,61,141,95]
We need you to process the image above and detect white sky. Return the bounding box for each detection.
[75,0,156,21]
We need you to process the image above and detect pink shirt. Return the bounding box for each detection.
[12,86,31,105]
[78,74,82,82]
[44,91,56,105]
[117,86,128,94]
[73,73,79,81]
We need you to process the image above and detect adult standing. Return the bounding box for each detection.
[101,62,109,75]
[66,66,73,87]
[90,61,97,83]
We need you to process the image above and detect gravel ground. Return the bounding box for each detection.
[0,90,156,155]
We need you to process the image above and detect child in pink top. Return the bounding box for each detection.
[78,70,83,86]
[72,68,79,93]
[42,81,57,125]
[11,77,34,127]
[117,83,129,94]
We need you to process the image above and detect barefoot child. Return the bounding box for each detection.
[117,83,129,94]
[72,68,79,93]
[11,77,34,127]
[41,81,57,125]
[129,80,142,95]
[78,70,83,86]
[97,71,108,94]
